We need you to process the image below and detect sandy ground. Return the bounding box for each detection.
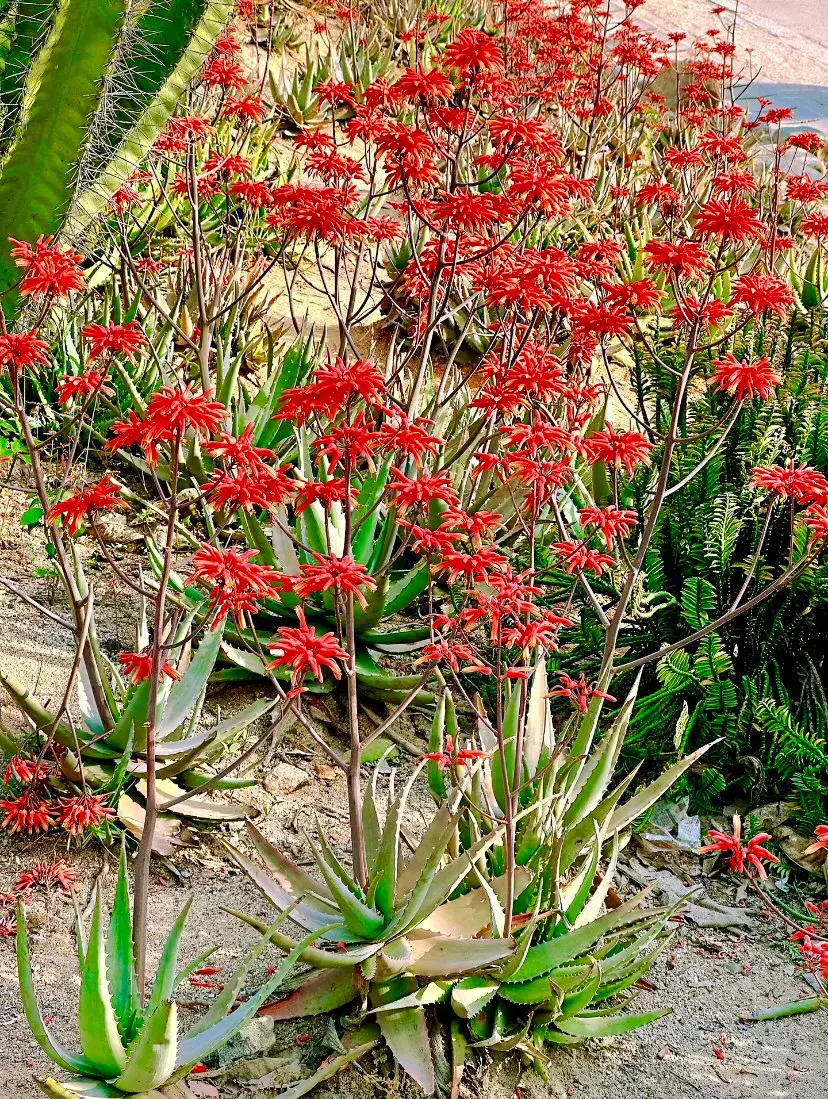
[3,2,828,1096]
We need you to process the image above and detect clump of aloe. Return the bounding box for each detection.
[17,844,315,1097]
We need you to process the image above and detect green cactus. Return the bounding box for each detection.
[0,0,234,317]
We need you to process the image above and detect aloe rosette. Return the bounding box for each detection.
[225,767,523,1095]
[16,846,318,1097]
[444,661,713,1057]
[0,608,270,830]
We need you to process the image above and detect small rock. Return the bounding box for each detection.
[94,511,145,544]
[208,1016,276,1067]
[267,762,310,795]
[312,761,337,781]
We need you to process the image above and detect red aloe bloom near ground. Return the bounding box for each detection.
[711,353,782,401]
[14,858,75,895]
[56,794,115,836]
[47,475,122,536]
[699,814,779,880]
[0,794,56,834]
[267,608,349,683]
[3,757,51,785]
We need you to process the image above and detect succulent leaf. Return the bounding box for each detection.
[78,888,127,1075]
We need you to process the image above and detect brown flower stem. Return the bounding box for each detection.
[133,439,179,998]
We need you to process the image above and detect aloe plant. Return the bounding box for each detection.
[0,0,233,317]
[0,608,268,829]
[16,844,316,1097]
[439,662,713,1060]
[225,768,519,1094]
[225,667,712,1090]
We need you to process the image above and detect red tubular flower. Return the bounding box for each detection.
[119,650,183,685]
[223,95,266,123]
[437,546,508,584]
[0,329,50,374]
[10,236,85,298]
[294,553,376,609]
[699,815,779,880]
[14,859,75,895]
[106,410,147,453]
[752,463,828,506]
[420,734,489,771]
[0,794,55,834]
[57,794,115,836]
[47,475,122,536]
[3,756,51,785]
[388,468,459,511]
[693,196,764,242]
[550,673,616,713]
[586,424,653,475]
[57,367,113,405]
[644,239,711,279]
[579,505,637,550]
[144,384,225,442]
[203,423,275,469]
[552,541,616,576]
[187,544,287,625]
[730,273,794,318]
[203,466,294,512]
[82,320,146,361]
[711,353,782,401]
[804,504,828,542]
[443,28,503,74]
[804,825,828,856]
[392,65,453,102]
[202,56,248,91]
[267,608,349,684]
